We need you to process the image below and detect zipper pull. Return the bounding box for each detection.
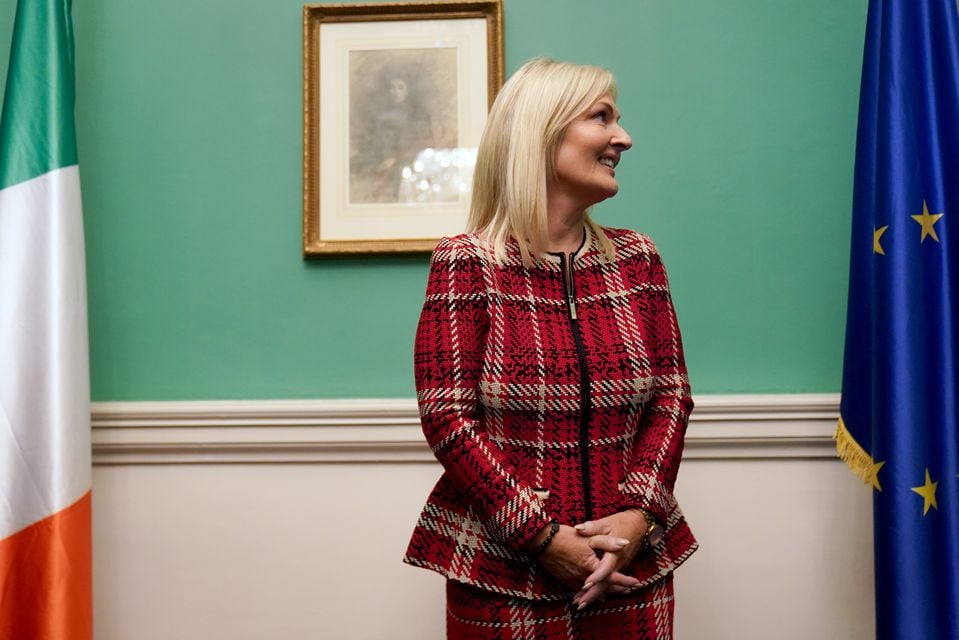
[567,257,578,320]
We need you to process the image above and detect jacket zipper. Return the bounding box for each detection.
[558,252,593,523]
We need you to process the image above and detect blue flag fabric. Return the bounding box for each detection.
[837,0,959,637]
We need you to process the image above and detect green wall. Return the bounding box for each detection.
[0,0,867,400]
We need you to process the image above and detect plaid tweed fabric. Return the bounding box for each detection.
[446,573,675,640]
[404,227,698,600]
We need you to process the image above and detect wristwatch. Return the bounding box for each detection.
[637,509,664,549]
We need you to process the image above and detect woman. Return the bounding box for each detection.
[405,58,697,639]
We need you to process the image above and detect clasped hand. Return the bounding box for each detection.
[535,510,648,609]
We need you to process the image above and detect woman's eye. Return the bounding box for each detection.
[592,111,609,122]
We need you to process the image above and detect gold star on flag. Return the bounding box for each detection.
[911,468,939,516]
[869,460,885,491]
[873,226,889,255]
[910,201,944,242]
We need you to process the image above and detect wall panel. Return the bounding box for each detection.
[91,395,874,639]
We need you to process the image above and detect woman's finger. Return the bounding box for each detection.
[581,550,619,589]
[586,534,631,553]
[576,581,609,609]
[604,584,632,595]
[573,573,641,608]
[573,520,612,536]
[605,570,641,589]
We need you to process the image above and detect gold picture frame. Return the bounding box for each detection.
[302,1,504,256]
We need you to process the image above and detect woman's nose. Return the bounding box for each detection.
[613,124,633,151]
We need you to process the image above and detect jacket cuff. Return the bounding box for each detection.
[618,472,674,524]
[483,486,553,551]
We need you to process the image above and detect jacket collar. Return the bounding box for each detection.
[542,225,592,265]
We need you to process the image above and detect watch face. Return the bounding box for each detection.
[647,525,665,547]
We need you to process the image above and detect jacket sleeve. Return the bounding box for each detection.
[414,236,552,550]
[618,236,694,526]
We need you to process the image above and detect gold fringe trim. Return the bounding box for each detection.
[834,416,875,485]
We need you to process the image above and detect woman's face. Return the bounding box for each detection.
[551,95,632,210]
[389,78,409,104]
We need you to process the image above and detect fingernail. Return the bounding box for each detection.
[577,601,588,610]
[574,524,585,531]
[583,581,593,590]
[617,538,630,547]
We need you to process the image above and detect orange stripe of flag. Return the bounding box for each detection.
[0,491,92,640]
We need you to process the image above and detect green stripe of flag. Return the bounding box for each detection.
[0,0,77,191]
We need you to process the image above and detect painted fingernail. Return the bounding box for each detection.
[574,524,586,531]
[583,581,593,590]
[617,538,630,546]
[577,601,588,610]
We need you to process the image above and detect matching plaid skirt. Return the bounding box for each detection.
[445,575,674,640]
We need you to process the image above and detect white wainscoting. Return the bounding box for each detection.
[90,394,874,639]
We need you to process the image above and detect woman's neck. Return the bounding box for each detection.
[546,205,587,255]
[546,184,589,254]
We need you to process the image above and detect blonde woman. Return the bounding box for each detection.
[405,58,697,639]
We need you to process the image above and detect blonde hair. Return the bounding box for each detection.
[468,57,618,265]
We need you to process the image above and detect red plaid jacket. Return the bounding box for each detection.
[404,227,698,600]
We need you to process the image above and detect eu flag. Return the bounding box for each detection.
[837,1,959,637]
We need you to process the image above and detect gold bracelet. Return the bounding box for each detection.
[633,508,654,527]
[633,508,664,549]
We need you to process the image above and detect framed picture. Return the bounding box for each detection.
[302,1,504,255]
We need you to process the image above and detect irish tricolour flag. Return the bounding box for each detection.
[0,0,93,637]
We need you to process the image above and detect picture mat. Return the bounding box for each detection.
[318,18,488,241]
